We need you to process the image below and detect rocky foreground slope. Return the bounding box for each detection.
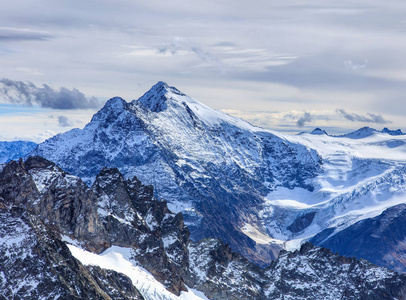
[1,156,405,299]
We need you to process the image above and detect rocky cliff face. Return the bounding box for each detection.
[92,167,190,295]
[0,204,143,300]
[0,157,109,252]
[188,238,406,300]
[1,157,406,299]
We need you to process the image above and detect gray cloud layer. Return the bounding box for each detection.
[57,115,74,127]
[0,27,52,42]
[0,78,101,109]
[296,112,313,127]
[336,109,390,124]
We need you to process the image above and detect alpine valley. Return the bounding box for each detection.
[1,81,406,299]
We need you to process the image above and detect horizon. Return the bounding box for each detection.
[0,82,403,143]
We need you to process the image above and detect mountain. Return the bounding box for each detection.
[338,126,378,139]
[311,203,406,273]
[310,128,328,135]
[382,127,404,135]
[29,82,406,269]
[30,81,322,265]
[0,140,37,163]
[1,156,405,299]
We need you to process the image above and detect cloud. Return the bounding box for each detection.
[344,59,368,70]
[0,27,52,42]
[0,78,101,109]
[296,112,313,127]
[57,115,74,127]
[336,109,390,124]
[158,37,221,65]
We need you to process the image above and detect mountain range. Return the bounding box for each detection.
[1,156,405,299]
[26,81,406,270]
[1,81,406,298]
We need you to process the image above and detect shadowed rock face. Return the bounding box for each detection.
[312,203,406,273]
[0,157,189,295]
[0,205,144,300]
[0,156,109,252]
[91,167,190,295]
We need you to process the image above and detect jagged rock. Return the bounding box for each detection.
[263,242,406,299]
[187,239,406,300]
[0,156,109,253]
[188,238,264,299]
[0,205,143,299]
[87,266,144,299]
[1,157,406,299]
[91,167,190,295]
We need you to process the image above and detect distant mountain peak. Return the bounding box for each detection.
[340,126,378,139]
[310,128,328,135]
[382,127,403,136]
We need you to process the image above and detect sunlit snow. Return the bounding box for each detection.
[67,244,208,300]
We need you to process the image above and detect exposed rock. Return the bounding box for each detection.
[263,242,406,300]
[92,167,190,295]
[1,157,406,300]
[287,211,316,233]
[0,205,143,299]
[0,156,109,253]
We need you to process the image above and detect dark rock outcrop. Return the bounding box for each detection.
[0,204,143,300]
[92,167,190,295]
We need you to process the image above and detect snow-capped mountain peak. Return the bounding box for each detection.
[30,81,322,265]
[339,126,378,139]
[310,128,328,135]
[382,127,403,135]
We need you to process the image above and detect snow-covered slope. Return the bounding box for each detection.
[263,129,406,254]
[0,140,37,163]
[68,245,208,300]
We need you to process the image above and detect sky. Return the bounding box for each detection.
[1,0,406,142]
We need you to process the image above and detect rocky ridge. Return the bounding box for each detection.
[1,156,406,299]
